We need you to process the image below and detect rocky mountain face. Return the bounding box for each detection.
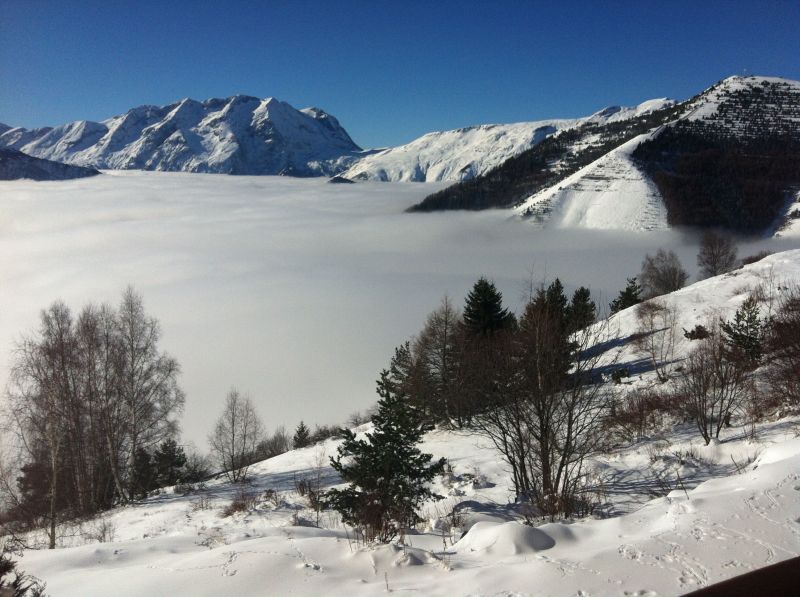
[411,76,800,235]
[0,97,365,176]
[0,148,100,181]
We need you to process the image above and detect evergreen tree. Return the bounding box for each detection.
[292,421,311,449]
[326,369,446,542]
[721,296,764,368]
[386,342,414,396]
[1,543,47,597]
[525,281,575,380]
[153,439,187,487]
[567,286,596,333]
[385,342,429,422]
[544,278,569,323]
[462,277,514,335]
[609,277,642,314]
[130,448,156,499]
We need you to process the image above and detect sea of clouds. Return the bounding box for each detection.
[1,171,795,448]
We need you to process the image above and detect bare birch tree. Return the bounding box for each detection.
[209,389,265,483]
[116,287,184,500]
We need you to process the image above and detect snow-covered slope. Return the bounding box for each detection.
[340,119,578,182]
[0,97,364,176]
[0,148,100,181]
[683,75,800,136]
[511,75,800,230]
[603,249,800,376]
[340,99,674,183]
[515,131,668,230]
[14,250,800,595]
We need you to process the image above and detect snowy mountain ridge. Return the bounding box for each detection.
[340,98,675,183]
[0,147,100,181]
[414,75,800,235]
[0,96,365,176]
[0,97,675,182]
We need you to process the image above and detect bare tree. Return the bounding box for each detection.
[3,287,184,545]
[413,296,462,424]
[677,323,750,445]
[209,389,265,483]
[252,425,290,461]
[608,389,669,443]
[639,249,688,298]
[634,299,678,382]
[473,289,616,520]
[697,231,738,279]
[6,302,77,548]
[116,287,185,500]
[765,285,800,405]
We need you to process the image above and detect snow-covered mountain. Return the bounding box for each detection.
[0,97,365,176]
[414,75,800,234]
[340,99,674,183]
[340,120,578,182]
[0,147,100,181]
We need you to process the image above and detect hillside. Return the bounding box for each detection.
[409,100,684,212]
[342,100,673,184]
[0,97,365,176]
[0,147,100,181]
[339,119,577,182]
[14,249,800,596]
[413,76,800,235]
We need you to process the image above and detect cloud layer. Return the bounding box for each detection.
[1,172,795,447]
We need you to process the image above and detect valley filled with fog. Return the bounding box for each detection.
[0,171,793,448]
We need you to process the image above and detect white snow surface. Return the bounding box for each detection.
[515,131,668,230]
[12,249,800,596]
[339,99,674,183]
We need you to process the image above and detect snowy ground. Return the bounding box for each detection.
[15,412,800,596]
[13,250,800,595]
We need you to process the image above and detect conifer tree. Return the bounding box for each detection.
[130,448,156,499]
[292,421,311,449]
[153,439,187,487]
[462,277,514,335]
[326,369,446,542]
[544,278,569,323]
[1,543,47,596]
[567,286,596,333]
[721,296,764,368]
[609,277,642,314]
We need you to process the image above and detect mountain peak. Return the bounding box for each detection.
[0,95,362,175]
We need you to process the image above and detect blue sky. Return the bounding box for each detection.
[1,1,799,148]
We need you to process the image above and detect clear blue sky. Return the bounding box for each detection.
[1,0,799,148]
